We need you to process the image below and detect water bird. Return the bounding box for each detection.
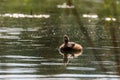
[59,35,83,65]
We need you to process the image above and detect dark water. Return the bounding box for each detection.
[0,1,120,80]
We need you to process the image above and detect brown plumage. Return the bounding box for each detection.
[59,35,83,64]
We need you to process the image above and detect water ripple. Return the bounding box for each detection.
[0,63,39,67]
[0,68,37,74]
[66,67,96,71]
[0,74,119,78]
[0,55,43,59]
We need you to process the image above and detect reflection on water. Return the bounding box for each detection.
[0,13,50,18]
[59,50,82,65]
[82,14,98,19]
[57,3,75,8]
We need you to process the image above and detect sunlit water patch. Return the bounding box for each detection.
[0,55,43,59]
[41,62,63,66]
[0,27,41,40]
[57,3,75,8]
[0,35,20,39]
[0,68,37,74]
[0,13,50,18]
[66,67,96,71]
[82,14,98,19]
[0,63,39,67]
[0,74,119,78]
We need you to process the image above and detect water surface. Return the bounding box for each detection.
[0,0,120,80]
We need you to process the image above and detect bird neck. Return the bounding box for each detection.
[64,38,69,44]
[64,41,68,46]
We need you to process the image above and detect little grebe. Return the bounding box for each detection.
[59,35,83,64]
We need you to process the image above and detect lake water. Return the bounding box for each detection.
[0,1,120,80]
[0,16,120,80]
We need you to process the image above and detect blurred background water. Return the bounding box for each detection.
[0,0,120,80]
